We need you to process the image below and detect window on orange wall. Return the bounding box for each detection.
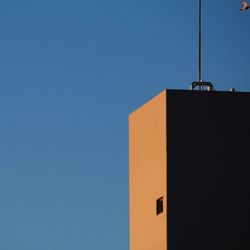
[156,197,163,215]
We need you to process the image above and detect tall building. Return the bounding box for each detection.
[129,89,250,250]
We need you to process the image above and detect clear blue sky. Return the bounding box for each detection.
[0,0,249,249]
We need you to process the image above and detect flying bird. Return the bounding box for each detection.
[240,1,249,11]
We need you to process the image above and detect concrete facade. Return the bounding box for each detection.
[129,91,167,250]
[129,89,250,250]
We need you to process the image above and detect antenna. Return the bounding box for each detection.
[190,0,214,91]
[198,0,201,83]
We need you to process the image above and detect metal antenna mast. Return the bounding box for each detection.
[190,0,214,91]
[198,0,202,83]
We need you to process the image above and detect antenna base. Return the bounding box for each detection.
[190,81,214,91]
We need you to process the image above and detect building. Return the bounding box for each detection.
[129,89,250,250]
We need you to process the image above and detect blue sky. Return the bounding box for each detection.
[0,0,249,249]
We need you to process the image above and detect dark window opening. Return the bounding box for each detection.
[156,197,163,215]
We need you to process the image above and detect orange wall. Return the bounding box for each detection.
[129,90,167,250]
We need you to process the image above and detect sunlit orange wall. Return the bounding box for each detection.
[129,90,167,250]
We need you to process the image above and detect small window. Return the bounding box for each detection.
[156,197,163,215]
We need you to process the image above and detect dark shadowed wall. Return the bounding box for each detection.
[167,90,250,250]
